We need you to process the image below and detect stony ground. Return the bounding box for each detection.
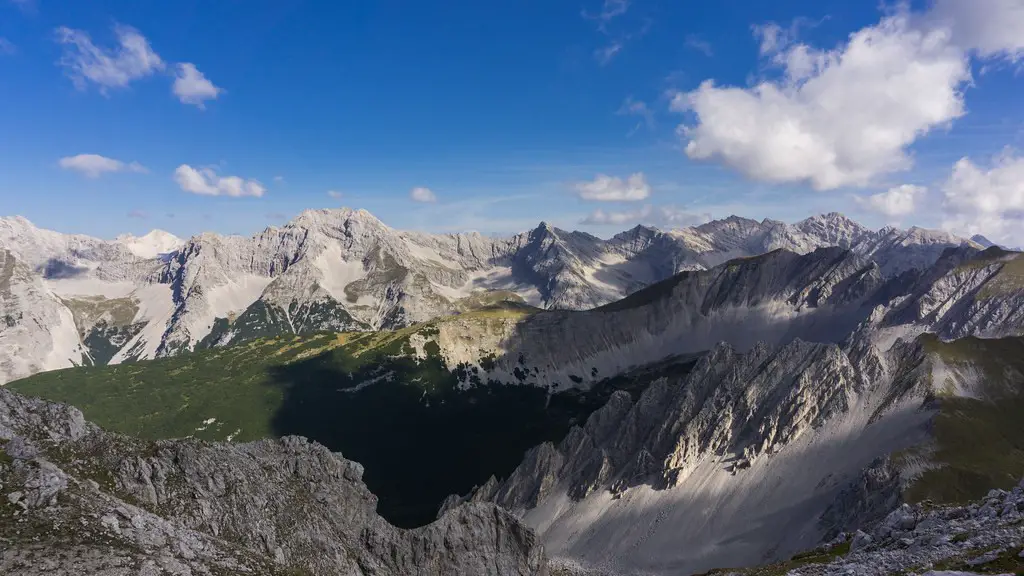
[547,480,1024,576]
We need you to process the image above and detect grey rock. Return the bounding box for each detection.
[0,387,547,576]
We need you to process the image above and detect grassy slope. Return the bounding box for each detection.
[9,305,671,528]
[905,335,1024,504]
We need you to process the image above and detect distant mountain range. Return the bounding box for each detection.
[0,210,982,385]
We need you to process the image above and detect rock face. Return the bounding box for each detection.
[0,210,979,383]
[446,245,1024,575]
[0,251,84,383]
[0,387,548,575]
[446,333,940,575]
[761,482,1024,575]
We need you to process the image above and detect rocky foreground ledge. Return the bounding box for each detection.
[704,483,1024,576]
[0,388,547,576]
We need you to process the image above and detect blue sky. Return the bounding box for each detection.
[2,0,1024,242]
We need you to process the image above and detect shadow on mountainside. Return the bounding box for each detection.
[264,344,677,528]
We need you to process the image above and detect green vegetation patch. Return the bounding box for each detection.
[10,313,670,529]
[697,541,852,576]
[905,335,1024,504]
[923,545,1024,574]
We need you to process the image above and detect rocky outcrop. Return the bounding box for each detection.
[0,387,547,575]
[0,250,84,384]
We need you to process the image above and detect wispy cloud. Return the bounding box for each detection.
[273,175,285,183]
[583,0,630,30]
[174,164,265,198]
[594,42,623,66]
[617,96,655,135]
[685,35,713,57]
[580,204,710,227]
[327,190,344,199]
[172,63,223,109]
[127,209,148,219]
[59,154,148,178]
[0,38,16,55]
[9,0,36,14]
[584,0,642,65]
[410,186,438,203]
[55,25,165,93]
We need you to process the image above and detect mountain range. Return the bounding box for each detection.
[0,209,980,385]
[8,214,1024,574]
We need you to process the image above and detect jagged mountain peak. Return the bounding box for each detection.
[114,229,183,259]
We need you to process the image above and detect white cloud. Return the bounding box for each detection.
[55,25,165,92]
[856,184,926,217]
[0,38,15,55]
[273,175,285,183]
[581,204,710,227]
[410,186,437,203]
[573,173,651,201]
[174,164,265,198]
[678,2,1024,192]
[926,0,1024,61]
[941,151,1024,244]
[327,190,344,199]
[59,154,147,178]
[752,23,788,56]
[172,63,223,109]
[678,11,972,191]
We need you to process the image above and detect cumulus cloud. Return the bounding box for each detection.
[174,164,266,198]
[676,10,974,191]
[327,190,344,199]
[410,186,437,203]
[172,63,223,109]
[942,151,1024,243]
[581,204,710,228]
[59,154,147,178]
[55,25,165,92]
[926,0,1024,61]
[573,173,651,201]
[856,184,926,217]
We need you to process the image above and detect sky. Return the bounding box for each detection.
[2,0,1024,244]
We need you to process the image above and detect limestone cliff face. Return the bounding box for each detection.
[0,387,548,576]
